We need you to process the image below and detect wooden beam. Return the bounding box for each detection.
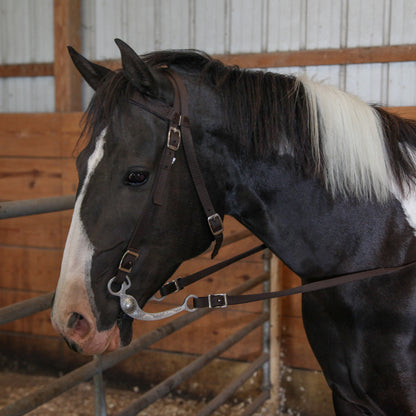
[216,44,416,68]
[1,44,414,80]
[53,0,81,112]
[386,106,416,120]
[92,44,416,71]
[0,63,54,78]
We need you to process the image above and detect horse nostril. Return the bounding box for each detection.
[67,312,90,338]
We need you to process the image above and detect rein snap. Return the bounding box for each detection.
[108,276,197,321]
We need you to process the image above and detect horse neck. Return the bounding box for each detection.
[186,74,415,280]
[213,152,415,281]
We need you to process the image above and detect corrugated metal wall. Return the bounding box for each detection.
[1,0,415,112]
[0,0,55,112]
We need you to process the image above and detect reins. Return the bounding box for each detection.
[108,69,416,321]
[190,254,416,309]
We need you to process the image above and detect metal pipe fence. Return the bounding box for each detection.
[0,195,277,416]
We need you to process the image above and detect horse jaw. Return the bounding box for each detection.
[51,128,122,355]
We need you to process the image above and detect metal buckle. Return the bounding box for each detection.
[118,250,139,273]
[167,126,181,151]
[164,278,183,294]
[208,294,228,308]
[207,213,224,236]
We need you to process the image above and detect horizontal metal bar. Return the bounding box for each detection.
[0,273,268,416]
[115,313,269,416]
[240,391,270,416]
[0,195,75,219]
[0,292,54,326]
[196,353,269,416]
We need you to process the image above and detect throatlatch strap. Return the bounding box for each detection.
[167,72,224,258]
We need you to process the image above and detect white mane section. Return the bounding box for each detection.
[300,77,392,201]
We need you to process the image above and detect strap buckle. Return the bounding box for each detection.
[161,278,184,296]
[208,213,224,236]
[167,126,181,151]
[118,250,139,274]
[208,293,228,308]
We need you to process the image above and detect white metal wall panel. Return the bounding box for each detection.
[267,0,306,52]
[390,0,416,45]
[305,0,344,49]
[388,62,416,106]
[1,0,415,111]
[0,0,54,112]
[194,0,228,54]
[347,0,388,47]
[124,0,158,54]
[228,0,266,53]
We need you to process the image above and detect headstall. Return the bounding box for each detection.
[107,69,224,320]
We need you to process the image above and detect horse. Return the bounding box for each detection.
[51,39,416,415]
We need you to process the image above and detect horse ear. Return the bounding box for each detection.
[115,38,161,98]
[68,46,112,90]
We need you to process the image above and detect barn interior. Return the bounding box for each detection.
[0,1,415,415]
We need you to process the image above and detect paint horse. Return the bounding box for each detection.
[52,40,416,415]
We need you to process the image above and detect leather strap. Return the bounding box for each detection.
[167,73,224,258]
[193,258,416,309]
[159,244,266,297]
[112,70,224,287]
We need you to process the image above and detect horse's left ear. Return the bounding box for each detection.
[115,39,163,98]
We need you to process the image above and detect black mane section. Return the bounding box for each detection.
[144,50,313,166]
[375,107,416,195]
[79,70,134,151]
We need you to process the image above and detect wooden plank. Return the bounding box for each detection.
[0,113,82,158]
[142,309,263,360]
[0,63,54,78]
[0,158,67,200]
[0,211,72,249]
[53,0,82,112]
[87,44,416,73]
[282,316,321,371]
[0,246,62,292]
[1,44,415,80]
[216,44,416,68]
[386,106,416,120]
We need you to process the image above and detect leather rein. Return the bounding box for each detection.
[108,70,416,321]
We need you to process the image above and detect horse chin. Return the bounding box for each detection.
[117,314,133,347]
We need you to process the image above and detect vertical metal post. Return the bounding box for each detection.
[262,249,271,393]
[94,355,108,416]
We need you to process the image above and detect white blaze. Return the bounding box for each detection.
[52,129,106,337]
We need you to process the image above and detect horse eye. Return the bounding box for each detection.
[124,170,149,186]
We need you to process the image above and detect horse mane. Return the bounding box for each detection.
[82,49,416,202]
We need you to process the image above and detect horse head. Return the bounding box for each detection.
[51,40,225,354]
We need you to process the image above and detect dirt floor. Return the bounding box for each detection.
[0,371,274,416]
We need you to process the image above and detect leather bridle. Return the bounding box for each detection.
[107,69,224,320]
[107,69,416,322]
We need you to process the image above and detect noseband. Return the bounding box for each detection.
[108,69,224,320]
